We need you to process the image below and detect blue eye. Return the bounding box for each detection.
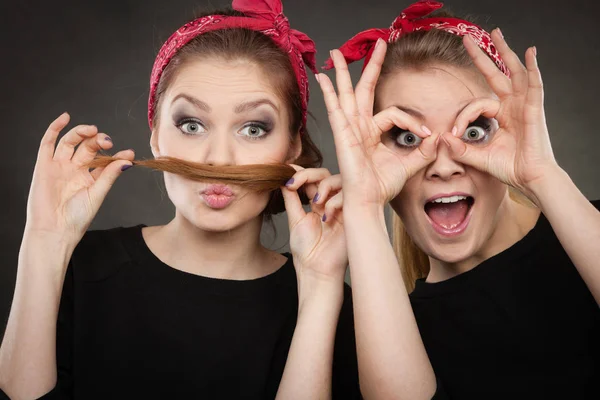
[461,126,488,142]
[179,121,206,135]
[395,131,422,148]
[239,124,268,139]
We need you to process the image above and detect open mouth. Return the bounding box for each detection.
[424,194,475,236]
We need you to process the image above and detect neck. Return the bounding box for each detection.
[427,194,541,282]
[143,212,284,280]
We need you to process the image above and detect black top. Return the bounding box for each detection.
[19,225,360,399]
[411,201,600,400]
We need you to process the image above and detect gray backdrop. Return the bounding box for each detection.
[1,0,599,339]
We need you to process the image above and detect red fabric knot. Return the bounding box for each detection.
[323,0,508,78]
[148,0,316,134]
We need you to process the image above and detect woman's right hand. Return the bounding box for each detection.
[317,39,439,209]
[25,113,134,244]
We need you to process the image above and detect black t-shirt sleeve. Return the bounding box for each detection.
[332,284,362,399]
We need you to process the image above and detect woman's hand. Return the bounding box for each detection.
[443,29,559,206]
[317,40,439,209]
[25,113,134,244]
[282,167,347,300]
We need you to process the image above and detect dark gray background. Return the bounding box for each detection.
[1,0,599,339]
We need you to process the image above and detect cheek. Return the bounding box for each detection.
[471,170,507,210]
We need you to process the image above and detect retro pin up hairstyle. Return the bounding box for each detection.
[92,0,322,214]
[325,0,514,291]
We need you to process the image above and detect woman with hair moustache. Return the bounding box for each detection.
[0,1,360,399]
[319,1,600,399]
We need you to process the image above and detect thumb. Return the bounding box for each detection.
[281,185,306,230]
[443,133,490,172]
[88,160,133,211]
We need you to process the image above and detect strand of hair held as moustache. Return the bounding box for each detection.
[88,155,296,192]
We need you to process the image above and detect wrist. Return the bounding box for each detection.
[297,275,344,312]
[525,164,570,209]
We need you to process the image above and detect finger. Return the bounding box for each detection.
[87,158,133,212]
[53,124,98,161]
[317,73,360,147]
[72,133,114,167]
[38,112,70,161]
[524,46,544,123]
[281,186,307,229]
[400,133,439,179]
[491,28,528,95]
[452,98,501,137]
[331,49,360,123]
[312,174,342,206]
[373,107,431,139]
[90,149,135,180]
[442,132,490,173]
[284,167,331,192]
[323,191,343,224]
[463,35,511,99]
[355,39,387,118]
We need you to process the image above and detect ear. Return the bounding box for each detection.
[286,131,303,163]
[150,129,161,158]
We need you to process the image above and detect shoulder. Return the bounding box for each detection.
[70,225,145,282]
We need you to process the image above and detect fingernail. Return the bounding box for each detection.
[421,125,432,136]
[285,178,295,186]
[329,50,334,59]
[452,126,458,137]
[532,46,537,57]
[375,38,383,50]
[315,73,321,83]
[104,136,112,142]
[322,214,327,222]
[313,193,320,203]
[496,28,504,39]
[121,164,132,172]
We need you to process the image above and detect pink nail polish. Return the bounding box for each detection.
[532,46,537,57]
[496,28,504,39]
[315,73,321,83]
[421,125,432,136]
[452,126,458,137]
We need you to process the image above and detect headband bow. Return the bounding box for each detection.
[323,0,508,76]
[148,0,317,132]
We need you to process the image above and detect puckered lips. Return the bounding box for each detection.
[200,184,235,209]
[424,192,475,237]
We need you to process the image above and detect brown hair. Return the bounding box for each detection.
[378,12,493,292]
[148,8,322,214]
[89,155,295,192]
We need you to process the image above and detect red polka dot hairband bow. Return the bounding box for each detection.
[323,0,508,76]
[148,0,317,133]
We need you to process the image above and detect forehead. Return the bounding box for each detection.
[165,58,281,106]
[376,66,493,120]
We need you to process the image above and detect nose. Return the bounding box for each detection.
[425,137,465,181]
[202,131,235,167]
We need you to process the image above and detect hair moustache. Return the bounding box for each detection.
[88,155,296,192]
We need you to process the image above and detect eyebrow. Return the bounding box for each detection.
[394,102,472,121]
[172,93,211,112]
[171,94,279,115]
[234,99,279,114]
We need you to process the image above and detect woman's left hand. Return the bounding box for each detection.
[281,167,346,302]
[443,28,560,206]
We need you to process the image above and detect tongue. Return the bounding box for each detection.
[426,200,470,229]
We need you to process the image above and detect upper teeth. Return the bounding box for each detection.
[431,195,467,204]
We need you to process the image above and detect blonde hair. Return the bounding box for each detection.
[380,14,535,292]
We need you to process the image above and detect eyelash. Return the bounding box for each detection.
[174,118,273,140]
[462,118,493,144]
[175,118,206,136]
[389,128,421,149]
[239,121,272,140]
